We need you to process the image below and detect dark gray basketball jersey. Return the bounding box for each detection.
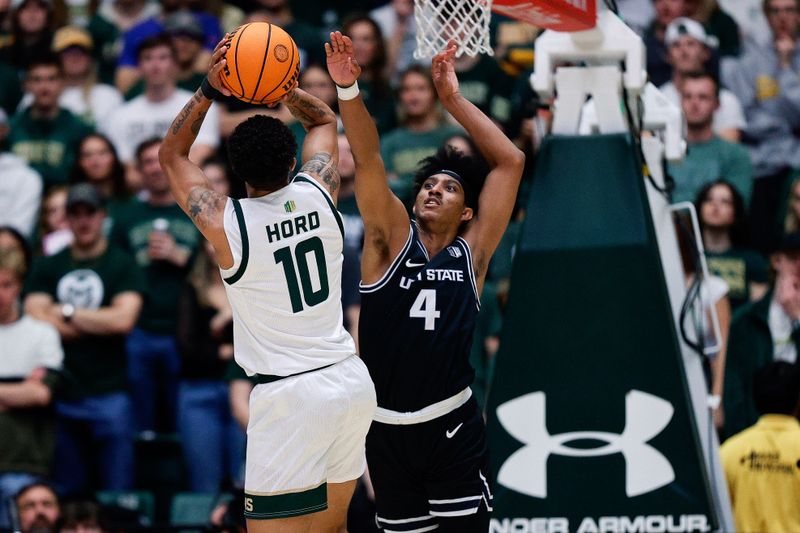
[359,223,480,412]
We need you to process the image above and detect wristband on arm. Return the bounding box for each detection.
[336,81,360,101]
[200,77,221,101]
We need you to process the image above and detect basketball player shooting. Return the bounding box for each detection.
[327,33,524,531]
[159,34,377,532]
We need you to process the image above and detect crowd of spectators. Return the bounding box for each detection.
[0,0,799,530]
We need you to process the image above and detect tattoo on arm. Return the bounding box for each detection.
[171,92,203,136]
[186,187,225,230]
[300,152,340,193]
[285,91,333,128]
[171,99,195,135]
[191,111,207,135]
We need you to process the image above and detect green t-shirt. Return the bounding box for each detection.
[224,358,255,384]
[111,200,201,333]
[88,13,121,86]
[468,279,503,409]
[337,193,359,217]
[706,247,769,310]
[0,372,62,475]
[0,60,22,117]
[103,196,135,237]
[380,124,463,205]
[25,245,146,399]
[705,8,741,58]
[284,20,325,66]
[457,55,515,125]
[0,375,60,475]
[289,120,307,171]
[337,192,364,249]
[360,78,397,134]
[667,136,753,206]
[8,108,94,189]
[489,220,521,281]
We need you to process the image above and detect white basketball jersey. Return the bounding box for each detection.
[220,174,355,376]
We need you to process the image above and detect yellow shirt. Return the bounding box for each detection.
[720,415,800,533]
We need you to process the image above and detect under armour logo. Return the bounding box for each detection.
[496,390,674,498]
[447,246,462,258]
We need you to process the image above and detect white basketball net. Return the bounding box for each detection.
[413,0,494,59]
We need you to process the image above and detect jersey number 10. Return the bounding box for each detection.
[274,236,330,313]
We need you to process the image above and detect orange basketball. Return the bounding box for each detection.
[219,23,300,105]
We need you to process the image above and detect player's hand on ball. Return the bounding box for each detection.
[208,34,233,97]
[325,31,361,88]
[432,39,460,100]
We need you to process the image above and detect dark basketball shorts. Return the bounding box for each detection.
[366,396,492,532]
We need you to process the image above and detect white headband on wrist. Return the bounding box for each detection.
[336,81,360,101]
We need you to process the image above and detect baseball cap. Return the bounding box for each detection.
[66,184,105,212]
[163,11,205,41]
[665,18,718,48]
[53,26,94,53]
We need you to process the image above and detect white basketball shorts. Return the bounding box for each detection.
[243,355,376,520]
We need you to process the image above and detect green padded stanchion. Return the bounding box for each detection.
[486,134,718,532]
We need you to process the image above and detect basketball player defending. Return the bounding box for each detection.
[160,36,376,532]
[327,33,524,531]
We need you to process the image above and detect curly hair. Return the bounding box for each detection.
[227,115,298,190]
[413,145,489,212]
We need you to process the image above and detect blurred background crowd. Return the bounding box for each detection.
[0,0,799,530]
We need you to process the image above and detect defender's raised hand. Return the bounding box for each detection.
[431,39,460,100]
[207,35,233,97]
[326,31,362,88]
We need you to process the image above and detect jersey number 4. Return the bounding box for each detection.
[410,289,440,330]
[274,237,330,313]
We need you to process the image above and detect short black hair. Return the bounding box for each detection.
[227,115,297,190]
[136,34,176,64]
[135,136,163,162]
[753,362,800,416]
[27,53,62,75]
[413,145,488,212]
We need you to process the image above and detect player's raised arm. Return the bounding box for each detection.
[326,31,409,258]
[159,36,233,267]
[432,40,525,278]
[282,88,341,203]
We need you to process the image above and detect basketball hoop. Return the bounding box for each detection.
[413,0,494,59]
[413,0,598,59]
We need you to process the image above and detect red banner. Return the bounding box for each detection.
[492,0,597,32]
